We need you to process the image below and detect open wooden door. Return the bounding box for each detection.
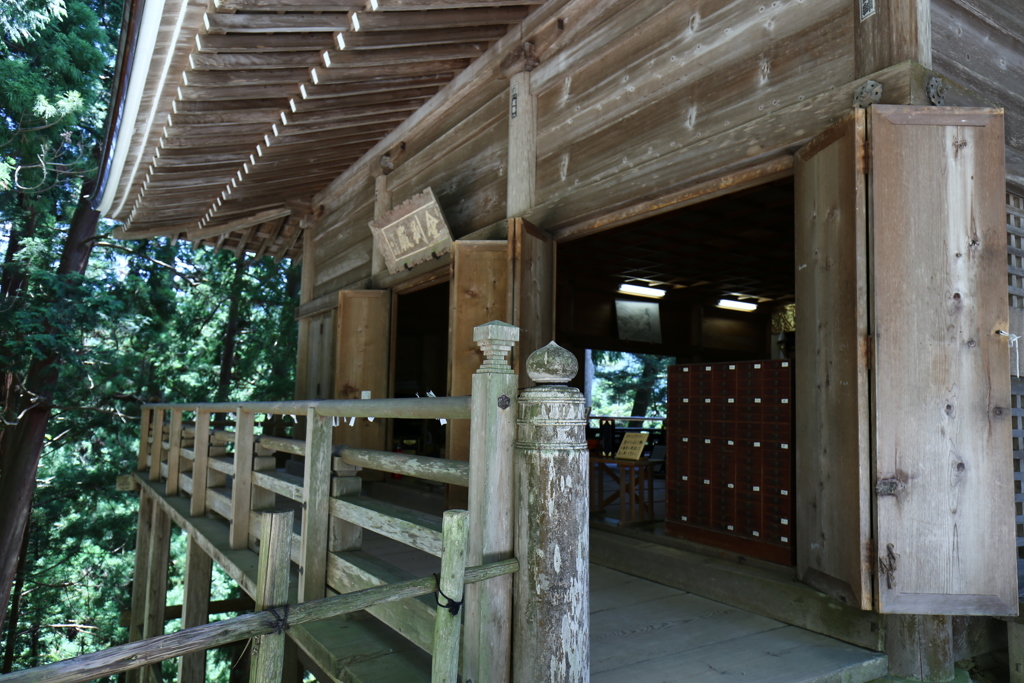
[304,311,335,400]
[447,240,511,506]
[334,290,391,450]
[796,105,1017,616]
[868,105,1015,615]
[508,217,556,388]
[795,109,873,610]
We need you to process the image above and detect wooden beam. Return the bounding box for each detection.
[299,74,452,99]
[854,0,931,77]
[290,86,441,113]
[177,83,298,101]
[181,69,311,88]
[350,7,528,31]
[186,207,291,240]
[432,510,469,683]
[338,25,507,49]
[321,43,485,68]
[310,58,470,84]
[369,0,542,8]
[197,32,332,53]
[190,52,321,70]
[229,410,255,550]
[204,13,350,34]
[143,505,171,641]
[215,0,359,10]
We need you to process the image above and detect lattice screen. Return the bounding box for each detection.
[1007,191,1024,589]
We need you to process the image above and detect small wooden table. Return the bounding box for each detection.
[589,456,656,523]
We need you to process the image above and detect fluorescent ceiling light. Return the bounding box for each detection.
[619,283,666,299]
[717,298,758,312]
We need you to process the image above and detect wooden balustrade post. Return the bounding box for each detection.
[513,342,589,682]
[230,409,256,550]
[143,504,172,683]
[250,510,293,683]
[177,536,212,683]
[148,408,165,482]
[137,408,152,472]
[125,490,154,683]
[166,409,183,495]
[464,320,519,683]
[432,509,469,683]
[190,410,211,517]
[300,409,331,602]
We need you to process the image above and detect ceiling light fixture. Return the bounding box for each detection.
[618,283,666,299]
[716,298,758,312]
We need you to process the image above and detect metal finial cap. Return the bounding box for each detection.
[526,341,578,384]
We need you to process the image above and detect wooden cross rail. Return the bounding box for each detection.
[142,395,472,419]
[0,559,518,683]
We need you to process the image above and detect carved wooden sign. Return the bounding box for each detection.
[369,187,452,274]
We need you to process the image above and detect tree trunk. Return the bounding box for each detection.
[0,178,100,630]
[215,257,246,402]
[1,521,31,673]
[628,356,661,419]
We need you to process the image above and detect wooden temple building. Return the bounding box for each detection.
[16,0,1024,681]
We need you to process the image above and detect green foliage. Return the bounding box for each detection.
[1,232,299,674]
[590,351,673,425]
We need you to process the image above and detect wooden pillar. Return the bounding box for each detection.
[1009,621,1024,683]
[230,408,255,550]
[125,490,153,683]
[165,409,183,495]
[505,45,538,218]
[295,230,315,400]
[854,0,930,77]
[463,321,519,683]
[513,341,589,683]
[885,614,955,682]
[250,510,293,683]
[177,536,212,683]
[190,410,211,517]
[148,408,165,482]
[300,409,331,602]
[137,408,152,472]
[372,172,392,276]
[143,505,171,650]
[432,510,469,683]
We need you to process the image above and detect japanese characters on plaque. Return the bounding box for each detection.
[369,187,452,275]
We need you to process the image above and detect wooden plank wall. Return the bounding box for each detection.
[312,169,377,300]
[307,0,864,300]
[526,0,855,230]
[386,88,510,238]
[930,0,1024,187]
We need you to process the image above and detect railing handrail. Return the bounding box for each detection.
[142,395,472,419]
[0,558,519,683]
[587,415,666,422]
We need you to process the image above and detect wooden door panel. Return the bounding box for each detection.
[447,240,511,506]
[794,109,874,610]
[335,290,391,450]
[509,217,556,388]
[869,105,1016,615]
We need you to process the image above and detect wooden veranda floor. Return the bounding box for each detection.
[141,479,887,682]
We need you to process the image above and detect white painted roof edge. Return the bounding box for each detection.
[96,0,168,216]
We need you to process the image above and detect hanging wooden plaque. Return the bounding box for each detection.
[369,187,452,274]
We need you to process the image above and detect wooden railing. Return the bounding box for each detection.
[0,322,591,683]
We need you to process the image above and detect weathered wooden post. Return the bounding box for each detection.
[250,510,293,683]
[464,321,518,683]
[177,536,212,683]
[432,509,469,683]
[513,341,589,682]
[230,408,255,550]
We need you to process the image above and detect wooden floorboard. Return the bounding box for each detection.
[589,564,887,683]
[135,476,886,683]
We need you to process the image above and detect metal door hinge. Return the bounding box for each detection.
[853,80,883,108]
[927,76,948,106]
[879,543,899,589]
